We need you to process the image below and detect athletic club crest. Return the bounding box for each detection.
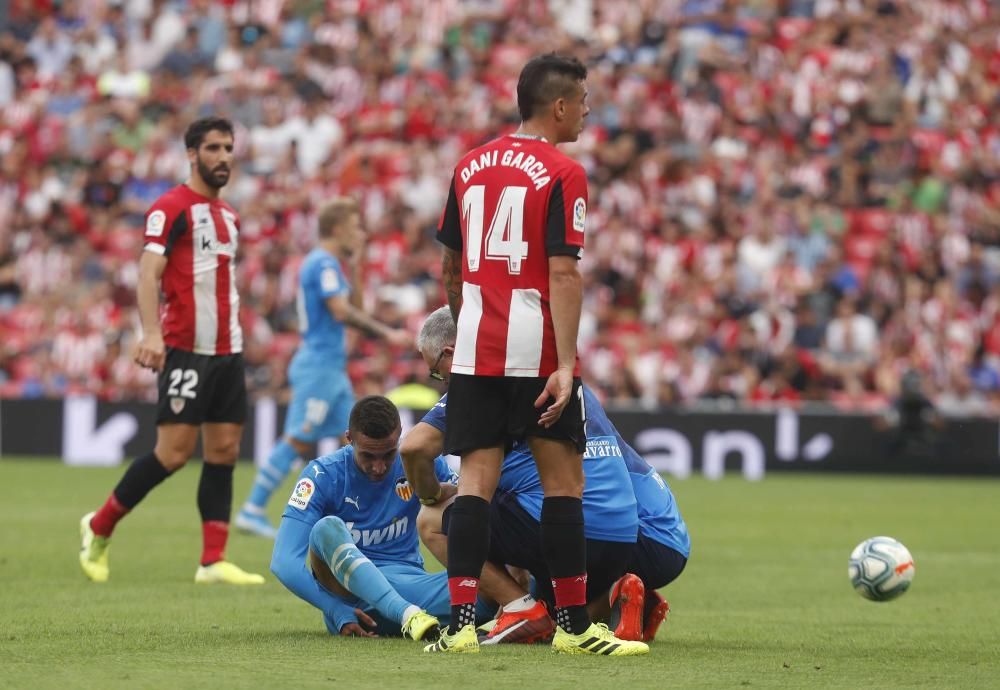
[170,398,185,414]
[394,477,413,501]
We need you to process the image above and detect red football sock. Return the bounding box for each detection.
[90,494,129,537]
[448,576,481,605]
[552,574,588,608]
[201,520,229,566]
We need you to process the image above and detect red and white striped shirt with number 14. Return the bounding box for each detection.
[437,134,587,378]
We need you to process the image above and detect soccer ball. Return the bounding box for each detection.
[848,536,915,602]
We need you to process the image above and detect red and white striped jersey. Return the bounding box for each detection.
[438,134,587,378]
[142,185,243,355]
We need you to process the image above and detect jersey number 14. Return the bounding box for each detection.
[462,185,529,275]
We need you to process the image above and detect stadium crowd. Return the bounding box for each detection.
[2,0,1000,415]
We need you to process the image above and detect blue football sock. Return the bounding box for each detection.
[310,516,413,625]
[245,440,300,510]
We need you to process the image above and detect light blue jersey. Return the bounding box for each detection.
[282,445,457,567]
[296,248,349,361]
[285,248,354,442]
[272,445,460,634]
[420,388,639,543]
[616,425,691,559]
[420,386,689,554]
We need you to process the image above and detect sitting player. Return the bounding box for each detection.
[404,307,690,642]
[270,395,451,639]
[271,394,522,638]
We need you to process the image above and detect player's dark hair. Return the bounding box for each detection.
[184,116,235,150]
[516,53,588,121]
[349,396,401,439]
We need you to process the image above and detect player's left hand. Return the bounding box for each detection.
[535,367,573,428]
[340,609,379,637]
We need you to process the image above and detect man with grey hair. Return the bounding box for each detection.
[414,306,457,383]
[403,307,690,646]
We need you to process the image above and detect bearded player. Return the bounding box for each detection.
[79,117,264,585]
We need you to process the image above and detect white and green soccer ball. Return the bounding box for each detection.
[848,536,915,602]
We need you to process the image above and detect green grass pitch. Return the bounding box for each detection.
[1,458,999,689]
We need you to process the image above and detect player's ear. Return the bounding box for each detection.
[553,97,566,121]
[345,430,353,445]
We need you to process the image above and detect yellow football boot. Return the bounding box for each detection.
[79,512,110,583]
[551,622,649,656]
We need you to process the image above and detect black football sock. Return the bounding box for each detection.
[113,451,173,508]
[446,495,491,632]
[541,496,591,635]
[198,462,234,522]
[198,463,234,566]
[91,452,174,536]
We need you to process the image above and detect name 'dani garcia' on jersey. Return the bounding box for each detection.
[344,518,409,547]
[459,149,552,190]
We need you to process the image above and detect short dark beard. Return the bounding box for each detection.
[197,156,229,190]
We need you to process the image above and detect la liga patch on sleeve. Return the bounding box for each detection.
[572,197,586,233]
[288,478,315,510]
[321,267,340,292]
[145,210,166,237]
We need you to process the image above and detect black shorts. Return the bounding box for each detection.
[625,533,687,591]
[443,374,586,455]
[156,348,247,426]
[443,492,631,608]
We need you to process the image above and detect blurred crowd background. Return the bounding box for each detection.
[2,0,1000,416]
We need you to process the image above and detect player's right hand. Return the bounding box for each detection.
[340,609,379,637]
[535,367,573,428]
[133,332,166,372]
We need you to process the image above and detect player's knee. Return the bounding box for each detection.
[541,474,584,498]
[456,470,499,500]
[153,445,192,471]
[309,515,353,560]
[204,438,239,464]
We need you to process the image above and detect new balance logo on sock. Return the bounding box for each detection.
[458,579,477,587]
